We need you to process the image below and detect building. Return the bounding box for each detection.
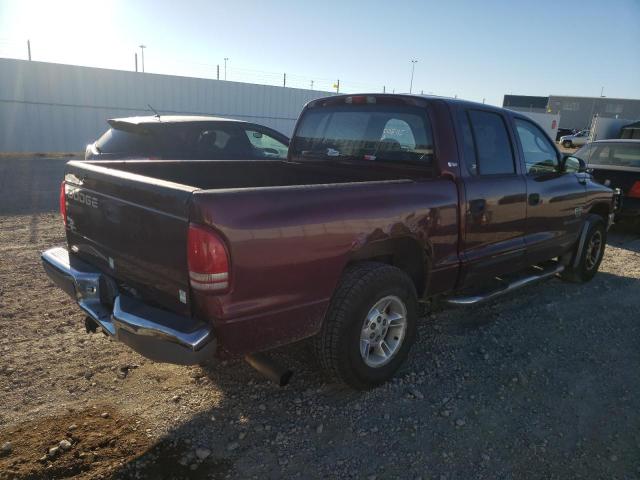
[503,95,548,113]
[620,121,640,140]
[0,58,332,153]
[503,94,640,131]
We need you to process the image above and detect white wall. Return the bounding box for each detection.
[510,110,561,141]
[0,58,332,152]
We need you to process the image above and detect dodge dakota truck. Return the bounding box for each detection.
[42,94,615,389]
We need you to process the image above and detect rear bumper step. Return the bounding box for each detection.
[445,263,565,307]
[41,247,216,365]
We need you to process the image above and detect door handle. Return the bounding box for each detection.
[469,199,486,215]
[528,193,541,206]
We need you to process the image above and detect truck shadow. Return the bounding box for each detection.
[106,344,363,479]
[430,270,639,335]
[105,265,640,479]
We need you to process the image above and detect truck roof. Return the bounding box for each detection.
[310,93,512,115]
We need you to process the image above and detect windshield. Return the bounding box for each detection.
[586,143,640,168]
[292,105,434,166]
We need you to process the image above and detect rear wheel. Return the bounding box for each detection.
[561,216,606,283]
[314,262,418,389]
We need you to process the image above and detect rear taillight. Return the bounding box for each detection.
[187,224,230,293]
[59,181,67,226]
[628,181,640,199]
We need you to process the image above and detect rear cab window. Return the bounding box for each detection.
[292,99,434,172]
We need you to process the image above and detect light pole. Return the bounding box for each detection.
[224,57,229,80]
[139,45,146,72]
[409,59,418,94]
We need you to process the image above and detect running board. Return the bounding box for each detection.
[444,264,565,307]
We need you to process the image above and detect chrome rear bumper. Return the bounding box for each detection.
[41,247,216,365]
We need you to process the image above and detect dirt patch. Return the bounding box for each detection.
[0,406,149,479]
[0,406,232,480]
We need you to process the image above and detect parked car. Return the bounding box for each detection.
[559,129,590,148]
[85,115,290,160]
[43,94,615,389]
[575,139,640,225]
[555,128,574,142]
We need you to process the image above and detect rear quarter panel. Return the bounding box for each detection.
[189,178,459,355]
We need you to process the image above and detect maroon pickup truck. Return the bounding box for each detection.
[42,94,615,389]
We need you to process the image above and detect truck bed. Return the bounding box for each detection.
[84,159,422,190]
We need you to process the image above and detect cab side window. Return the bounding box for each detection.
[514,119,559,174]
[467,110,515,175]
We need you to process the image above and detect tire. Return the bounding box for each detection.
[561,216,606,283]
[314,262,418,389]
[562,140,573,148]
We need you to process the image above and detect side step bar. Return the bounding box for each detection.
[444,264,565,307]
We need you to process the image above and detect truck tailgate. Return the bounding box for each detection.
[63,161,197,315]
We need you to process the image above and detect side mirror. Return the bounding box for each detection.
[561,155,587,173]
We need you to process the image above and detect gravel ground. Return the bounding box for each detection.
[1,158,639,479]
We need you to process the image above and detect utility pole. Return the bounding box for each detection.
[139,45,146,72]
[334,79,340,94]
[135,53,138,72]
[310,80,314,90]
[383,86,385,93]
[283,73,286,87]
[409,59,418,94]
[224,57,229,80]
[482,98,486,104]
[27,40,31,61]
[216,64,219,80]
[600,86,605,97]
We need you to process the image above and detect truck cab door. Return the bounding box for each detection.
[457,108,528,286]
[512,118,586,264]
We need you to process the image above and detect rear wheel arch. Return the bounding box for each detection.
[347,237,431,298]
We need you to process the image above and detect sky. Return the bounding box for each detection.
[0,0,639,106]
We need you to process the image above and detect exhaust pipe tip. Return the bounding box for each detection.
[278,369,294,387]
[244,353,293,387]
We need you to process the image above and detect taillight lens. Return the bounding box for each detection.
[628,181,640,199]
[59,181,67,226]
[187,224,230,293]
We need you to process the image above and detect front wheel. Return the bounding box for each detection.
[561,216,606,283]
[314,262,418,389]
